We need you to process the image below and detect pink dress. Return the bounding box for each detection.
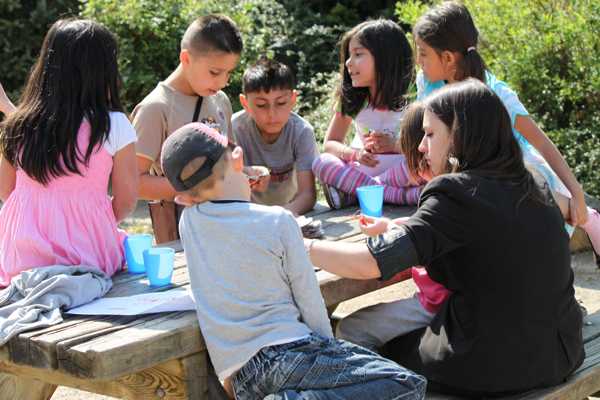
[0,119,130,286]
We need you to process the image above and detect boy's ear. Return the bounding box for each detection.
[290,90,298,107]
[230,146,245,172]
[180,49,191,67]
[174,192,195,207]
[239,94,249,112]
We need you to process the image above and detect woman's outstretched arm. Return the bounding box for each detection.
[305,239,381,280]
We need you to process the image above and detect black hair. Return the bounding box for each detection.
[181,14,243,55]
[242,57,296,94]
[1,19,123,185]
[338,19,414,117]
[414,1,487,82]
[424,79,541,202]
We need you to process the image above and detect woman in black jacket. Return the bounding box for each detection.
[306,80,584,397]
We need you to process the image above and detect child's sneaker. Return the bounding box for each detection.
[582,208,600,268]
[322,184,356,210]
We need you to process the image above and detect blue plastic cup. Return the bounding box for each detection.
[124,234,153,274]
[143,247,175,287]
[356,185,385,217]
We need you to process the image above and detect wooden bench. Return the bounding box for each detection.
[0,202,597,399]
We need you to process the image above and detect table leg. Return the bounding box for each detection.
[181,352,229,399]
[0,372,56,400]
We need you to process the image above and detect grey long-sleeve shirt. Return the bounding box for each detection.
[179,201,332,380]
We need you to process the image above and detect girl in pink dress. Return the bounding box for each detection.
[0,19,138,287]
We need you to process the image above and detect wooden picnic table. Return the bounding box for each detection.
[1,202,598,400]
[0,204,415,400]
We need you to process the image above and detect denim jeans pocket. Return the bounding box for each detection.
[234,338,317,399]
[298,352,367,389]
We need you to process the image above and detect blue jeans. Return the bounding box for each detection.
[232,333,426,400]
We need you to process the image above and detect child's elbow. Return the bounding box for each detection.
[113,190,138,221]
[114,200,137,222]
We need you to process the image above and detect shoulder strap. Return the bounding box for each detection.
[193,96,203,122]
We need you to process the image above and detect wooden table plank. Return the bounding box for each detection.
[1,353,196,399]
[58,311,203,380]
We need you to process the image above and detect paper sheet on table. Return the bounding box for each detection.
[66,288,195,315]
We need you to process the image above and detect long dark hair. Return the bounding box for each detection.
[0,19,124,185]
[338,19,414,117]
[414,1,487,82]
[424,79,541,202]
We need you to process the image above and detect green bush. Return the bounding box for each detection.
[80,0,348,114]
[548,129,600,198]
[396,0,600,197]
[0,0,80,101]
[81,0,218,111]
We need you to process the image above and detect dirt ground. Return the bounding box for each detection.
[51,203,600,399]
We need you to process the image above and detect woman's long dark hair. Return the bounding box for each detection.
[338,19,414,117]
[1,19,124,185]
[424,79,542,202]
[414,1,487,82]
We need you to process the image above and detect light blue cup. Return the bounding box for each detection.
[124,234,153,274]
[356,185,385,217]
[143,247,175,287]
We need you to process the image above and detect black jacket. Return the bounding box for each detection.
[369,173,584,396]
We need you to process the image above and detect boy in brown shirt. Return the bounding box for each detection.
[132,14,242,204]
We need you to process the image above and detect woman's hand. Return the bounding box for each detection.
[358,215,391,236]
[567,191,588,226]
[356,148,379,167]
[364,131,397,154]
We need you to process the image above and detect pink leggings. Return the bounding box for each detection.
[312,153,424,205]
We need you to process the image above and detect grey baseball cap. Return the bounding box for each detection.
[161,122,230,192]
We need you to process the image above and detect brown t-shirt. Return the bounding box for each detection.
[131,82,233,175]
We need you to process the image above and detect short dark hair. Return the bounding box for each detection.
[338,19,414,117]
[414,1,487,82]
[181,14,243,55]
[242,58,296,94]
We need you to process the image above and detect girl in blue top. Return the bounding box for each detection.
[412,1,600,255]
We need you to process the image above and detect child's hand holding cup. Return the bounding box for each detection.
[244,165,270,192]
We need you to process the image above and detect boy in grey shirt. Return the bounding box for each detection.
[233,58,318,215]
[160,122,426,399]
